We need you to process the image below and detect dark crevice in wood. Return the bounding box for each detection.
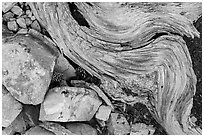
[68,2,90,28]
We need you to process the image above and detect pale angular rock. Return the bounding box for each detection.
[17,28,28,34]
[2,34,59,105]
[31,20,41,32]
[16,17,27,28]
[39,86,102,122]
[3,12,14,22]
[7,20,18,31]
[11,5,23,16]
[65,123,97,135]
[2,86,23,127]
[107,113,130,135]
[2,2,16,13]
[25,126,55,135]
[95,105,112,121]
[130,123,155,135]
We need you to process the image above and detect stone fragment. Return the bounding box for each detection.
[26,10,32,17]
[2,2,16,13]
[31,20,41,32]
[2,112,27,135]
[25,17,32,26]
[107,113,130,135]
[17,28,28,34]
[54,54,76,80]
[39,86,102,122]
[39,122,74,135]
[2,34,59,105]
[25,126,55,135]
[2,86,23,127]
[11,5,23,16]
[65,123,97,135]
[31,15,36,21]
[95,105,112,121]
[3,12,14,22]
[7,20,18,31]
[130,123,155,135]
[16,17,27,28]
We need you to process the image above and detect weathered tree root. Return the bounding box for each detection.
[3,2,202,135]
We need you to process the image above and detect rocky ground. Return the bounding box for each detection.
[2,2,201,135]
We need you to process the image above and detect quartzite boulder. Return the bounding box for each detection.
[2,86,23,127]
[39,86,102,122]
[2,33,59,105]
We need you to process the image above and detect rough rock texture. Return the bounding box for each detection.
[2,2,16,13]
[2,112,27,135]
[95,105,112,121]
[16,17,27,28]
[65,123,98,135]
[2,32,59,105]
[7,21,18,31]
[25,126,55,135]
[107,113,130,135]
[3,12,14,21]
[11,5,23,16]
[39,86,102,122]
[130,123,155,135]
[2,86,23,127]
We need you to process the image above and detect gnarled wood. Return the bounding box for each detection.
[29,2,201,134]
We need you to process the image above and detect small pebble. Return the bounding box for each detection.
[16,18,27,28]
[31,20,41,32]
[3,12,14,22]
[26,10,32,18]
[25,17,32,26]
[7,21,18,31]
[11,5,23,16]
[31,16,36,21]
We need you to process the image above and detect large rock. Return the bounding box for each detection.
[2,86,23,127]
[65,123,97,135]
[2,33,59,105]
[39,86,102,122]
